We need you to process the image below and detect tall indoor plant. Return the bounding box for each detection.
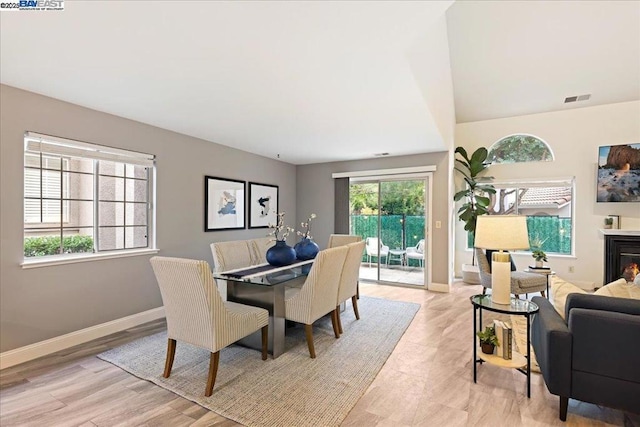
[454,146,495,264]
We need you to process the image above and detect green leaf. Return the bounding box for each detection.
[470,147,488,164]
[475,196,490,206]
[454,190,469,201]
[455,146,470,162]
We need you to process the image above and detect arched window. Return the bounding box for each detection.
[488,134,554,164]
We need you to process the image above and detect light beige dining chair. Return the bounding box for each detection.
[249,237,275,264]
[329,234,363,299]
[335,240,366,334]
[150,256,269,396]
[211,240,255,300]
[327,234,362,248]
[284,246,349,358]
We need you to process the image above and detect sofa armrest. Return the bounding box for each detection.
[566,293,640,318]
[531,296,572,397]
[569,308,640,383]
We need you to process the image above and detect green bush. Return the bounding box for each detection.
[24,235,94,257]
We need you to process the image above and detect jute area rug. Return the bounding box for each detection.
[98,296,420,427]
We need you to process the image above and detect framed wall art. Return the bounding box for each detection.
[205,176,245,231]
[597,143,640,203]
[248,182,278,228]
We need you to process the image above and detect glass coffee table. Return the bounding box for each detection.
[470,294,539,397]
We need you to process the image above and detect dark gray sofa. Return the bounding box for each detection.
[531,294,640,421]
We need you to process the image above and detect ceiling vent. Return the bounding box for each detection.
[564,94,591,103]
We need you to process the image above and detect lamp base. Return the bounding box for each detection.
[491,255,511,305]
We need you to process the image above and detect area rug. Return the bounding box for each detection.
[98,296,420,427]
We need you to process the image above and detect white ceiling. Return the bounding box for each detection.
[447,0,640,123]
[1,1,639,164]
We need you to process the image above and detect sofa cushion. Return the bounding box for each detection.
[550,276,588,319]
[594,278,640,299]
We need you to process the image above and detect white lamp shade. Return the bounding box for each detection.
[475,215,530,251]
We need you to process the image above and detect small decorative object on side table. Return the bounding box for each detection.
[470,294,539,398]
[476,325,498,354]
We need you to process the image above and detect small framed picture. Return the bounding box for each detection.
[204,176,245,231]
[248,182,278,229]
[607,215,620,230]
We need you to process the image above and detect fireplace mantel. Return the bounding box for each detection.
[600,229,640,236]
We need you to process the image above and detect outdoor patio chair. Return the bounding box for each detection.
[365,237,389,267]
[406,239,425,268]
[150,256,268,396]
[284,246,348,358]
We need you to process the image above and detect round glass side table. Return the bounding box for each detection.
[470,294,539,397]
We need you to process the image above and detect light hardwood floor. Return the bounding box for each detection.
[1,281,638,426]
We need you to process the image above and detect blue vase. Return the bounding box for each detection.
[294,238,320,261]
[266,240,297,267]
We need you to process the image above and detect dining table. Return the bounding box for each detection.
[214,259,313,358]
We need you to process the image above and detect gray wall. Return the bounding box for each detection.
[296,152,450,285]
[0,84,296,352]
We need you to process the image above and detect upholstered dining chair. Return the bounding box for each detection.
[365,237,389,267]
[474,247,547,298]
[406,239,425,268]
[284,246,349,358]
[150,256,269,396]
[211,240,255,299]
[249,237,275,264]
[327,233,362,248]
[335,240,366,334]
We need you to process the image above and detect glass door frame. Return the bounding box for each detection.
[349,172,432,289]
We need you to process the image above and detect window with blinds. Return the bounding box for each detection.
[24,132,155,259]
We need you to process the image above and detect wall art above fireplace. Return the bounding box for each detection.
[597,143,640,203]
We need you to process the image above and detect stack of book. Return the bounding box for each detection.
[529,265,551,272]
[493,319,513,359]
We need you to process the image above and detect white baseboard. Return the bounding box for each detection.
[429,282,451,293]
[0,307,165,370]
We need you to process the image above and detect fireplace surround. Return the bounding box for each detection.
[604,232,640,284]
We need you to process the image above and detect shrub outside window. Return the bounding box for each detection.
[23,132,155,259]
[488,134,554,164]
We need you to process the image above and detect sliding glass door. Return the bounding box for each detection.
[349,176,429,287]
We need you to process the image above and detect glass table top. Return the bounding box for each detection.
[214,260,312,286]
[470,294,539,314]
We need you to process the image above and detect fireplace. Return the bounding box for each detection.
[604,234,640,284]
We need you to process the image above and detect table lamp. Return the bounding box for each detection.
[475,215,530,304]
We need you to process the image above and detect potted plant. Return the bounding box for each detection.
[454,146,495,283]
[477,325,499,354]
[532,249,547,268]
[604,217,613,229]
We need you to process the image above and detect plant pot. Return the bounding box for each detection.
[462,264,480,285]
[266,240,297,267]
[481,342,495,355]
[294,238,319,260]
[535,260,543,268]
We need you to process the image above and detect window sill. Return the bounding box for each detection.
[21,248,160,269]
